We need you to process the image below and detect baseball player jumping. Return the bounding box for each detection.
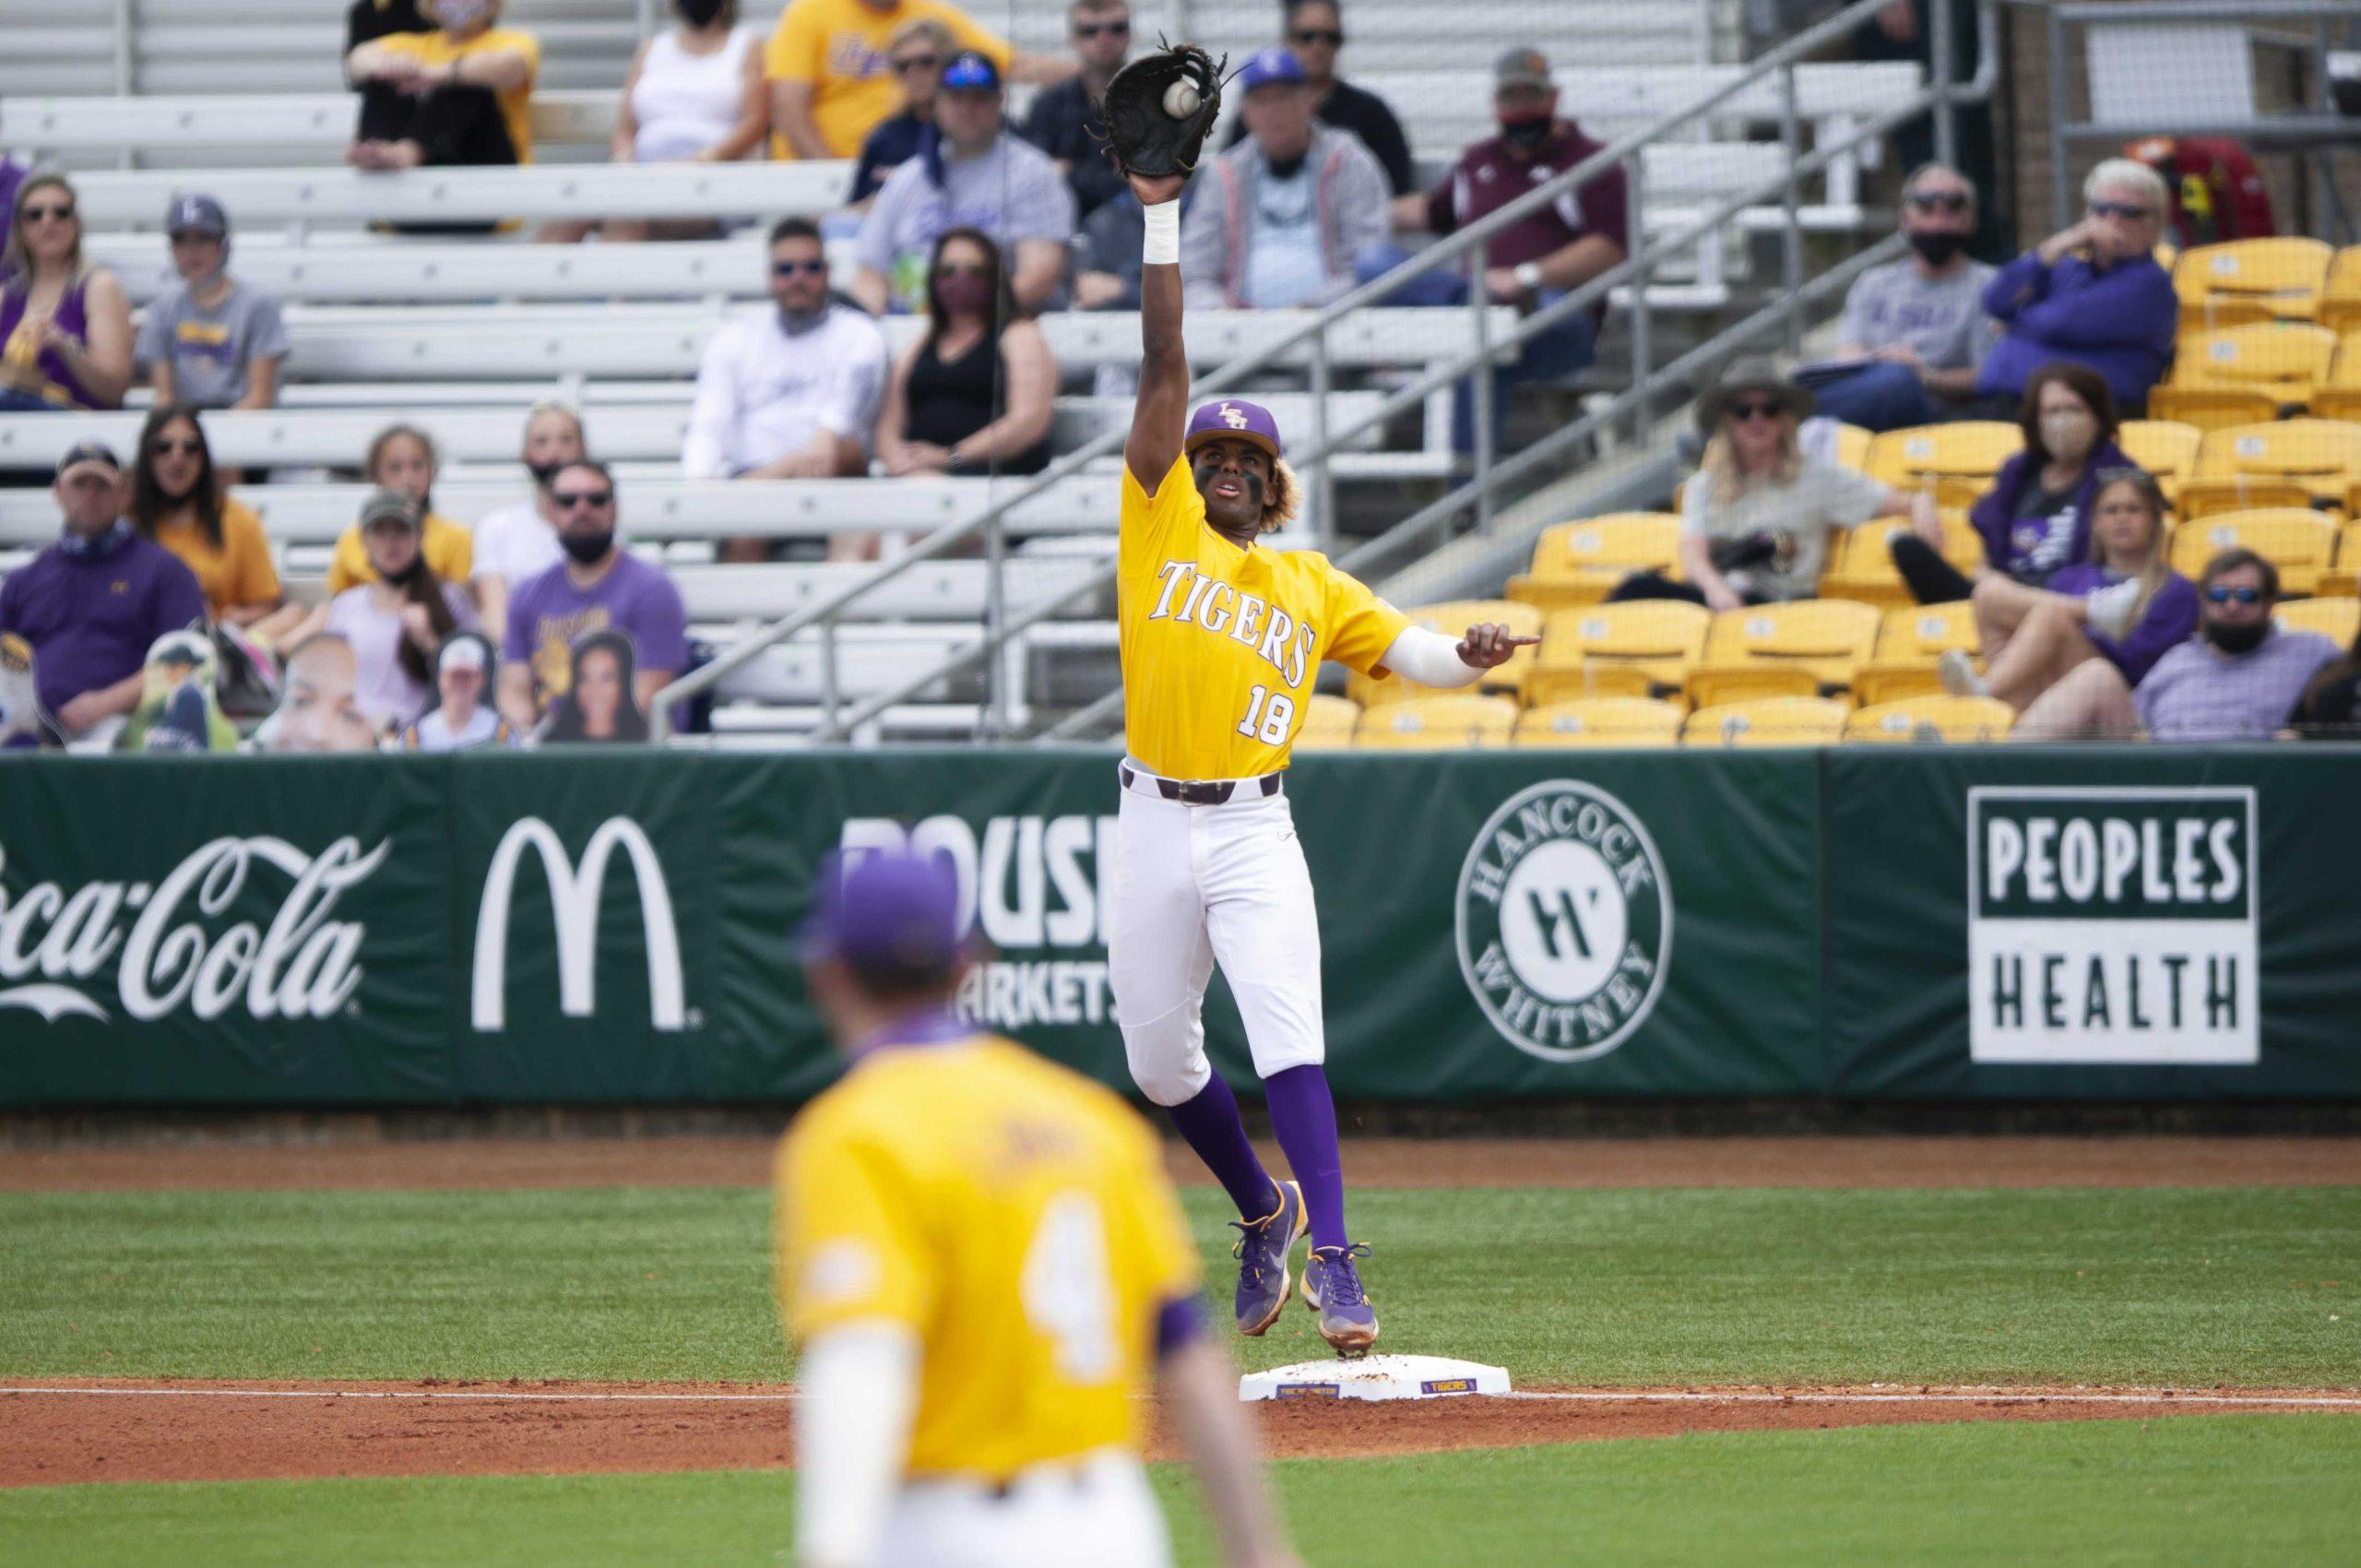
[778,849,1299,1568]
[1099,46,1537,1357]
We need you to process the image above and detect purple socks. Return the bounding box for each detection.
[1166,1073,1280,1220]
[1264,1064,1347,1252]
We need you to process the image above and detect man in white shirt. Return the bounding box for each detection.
[683,216,890,561]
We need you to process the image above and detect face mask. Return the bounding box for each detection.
[560,529,614,565]
[527,459,569,489]
[435,0,495,30]
[935,273,991,315]
[2204,618,2267,655]
[1907,231,1967,265]
[1499,114,1551,149]
[676,0,727,24]
[2039,411,2094,460]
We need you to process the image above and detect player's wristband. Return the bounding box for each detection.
[1142,199,1180,266]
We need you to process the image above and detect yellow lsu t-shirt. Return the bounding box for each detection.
[1119,453,1410,780]
[326,512,476,596]
[776,1035,1201,1483]
[764,0,1009,159]
[375,28,542,162]
[152,499,281,617]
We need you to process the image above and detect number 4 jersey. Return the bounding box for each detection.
[1119,454,1410,779]
[775,1032,1202,1484]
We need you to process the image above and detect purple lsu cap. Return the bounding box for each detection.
[800,849,966,973]
[1237,47,1307,92]
[1185,399,1284,461]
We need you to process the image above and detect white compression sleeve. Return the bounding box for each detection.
[1381,624,1485,690]
[795,1322,921,1568]
[1142,199,1180,265]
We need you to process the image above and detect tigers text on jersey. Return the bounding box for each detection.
[775,1032,1200,1484]
[1119,454,1411,779]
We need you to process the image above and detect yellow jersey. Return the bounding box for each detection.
[326,512,476,596]
[1119,453,1410,779]
[775,1029,1201,1483]
[374,28,542,162]
[151,499,281,617]
[763,0,1010,160]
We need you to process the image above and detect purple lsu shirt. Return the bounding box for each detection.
[502,551,690,704]
[0,532,207,713]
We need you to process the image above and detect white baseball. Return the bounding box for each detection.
[1164,80,1202,118]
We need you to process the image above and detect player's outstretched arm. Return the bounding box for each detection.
[1124,170,1190,494]
[1159,1334,1302,1568]
[1379,623,1540,689]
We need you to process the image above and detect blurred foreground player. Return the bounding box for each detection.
[776,849,1300,1568]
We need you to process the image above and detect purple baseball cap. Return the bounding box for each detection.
[800,848,967,974]
[1185,399,1285,461]
[1237,47,1307,92]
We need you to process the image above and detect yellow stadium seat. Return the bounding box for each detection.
[2329,522,2361,599]
[2274,597,2358,648]
[1681,697,1850,747]
[2180,421,2361,517]
[1819,512,1986,610]
[1349,600,1541,707]
[2306,331,2361,424]
[2316,245,2361,336]
[1513,697,1685,749]
[1527,600,1712,707]
[1354,694,1517,750]
[1843,695,2016,743]
[1852,600,1982,707]
[2150,323,2338,430]
[2167,509,2336,596]
[1865,422,2022,494]
[1291,693,1361,751]
[1505,513,1682,612]
[1689,600,1881,708]
[2171,237,2333,329]
[1830,422,1874,474]
[2115,419,2202,504]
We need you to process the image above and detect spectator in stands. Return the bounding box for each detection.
[345,0,542,172]
[2011,549,2340,742]
[1889,362,2130,605]
[1609,359,1934,609]
[300,489,477,735]
[398,630,514,750]
[875,229,1054,490]
[1018,0,1132,222]
[541,629,651,743]
[1220,0,1414,197]
[128,403,286,632]
[347,0,433,143]
[2290,624,2361,739]
[499,461,690,731]
[853,53,1076,315]
[1181,48,1388,312]
[764,0,1071,162]
[1801,163,1995,433]
[329,424,477,602]
[1974,160,2177,416]
[1073,191,1149,313]
[471,404,584,637]
[688,218,889,559]
[540,1,767,244]
[0,443,206,747]
[135,196,290,413]
[1367,46,1627,450]
[1940,469,2195,718]
[848,18,954,208]
[256,632,379,754]
[0,174,135,412]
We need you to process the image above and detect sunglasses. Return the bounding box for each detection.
[772,258,828,276]
[1074,20,1129,38]
[148,438,204,457]
[2204,585,2262,606]
[1726,398,1785,422]
[22,204,75,223]
[2088,200,2152,220]
[935,261,990,278]
[552,490,614,510]
[1290,28,1344,45]
[1904,191,1969,213]
[891,53,941,72]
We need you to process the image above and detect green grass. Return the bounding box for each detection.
[3,1186,2355,1386]
[2,1417,2354,1566]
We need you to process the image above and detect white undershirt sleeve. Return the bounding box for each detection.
[794,1322,921,1568]
[1381,624,1484,690]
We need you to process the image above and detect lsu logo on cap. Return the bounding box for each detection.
[1219,404,1250,429]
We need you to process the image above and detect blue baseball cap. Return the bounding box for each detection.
[799,848,967,975]
[940,50,1001,91]
[1237,47,1306,92]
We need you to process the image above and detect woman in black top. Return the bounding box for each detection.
[875,229,1056,478]
[1219,0,1416,195]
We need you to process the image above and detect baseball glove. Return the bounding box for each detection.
[1097,42,1226,180]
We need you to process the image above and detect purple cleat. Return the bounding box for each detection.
[1301,1242,1379,1356]
[1229,1180,1307,1336]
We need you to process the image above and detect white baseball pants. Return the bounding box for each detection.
[1106,761,1327,1106]
[879,1451,1169,1568]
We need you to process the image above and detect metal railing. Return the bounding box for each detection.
[651,0,1995,743]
